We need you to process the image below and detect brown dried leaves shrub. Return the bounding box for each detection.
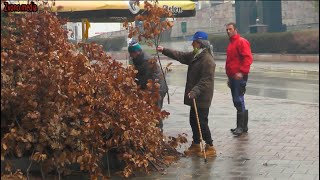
[0,4,183,179]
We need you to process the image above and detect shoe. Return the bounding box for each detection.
[184,142,201,156]
[197,144,217,157]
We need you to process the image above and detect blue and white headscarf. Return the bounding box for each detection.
[128,41,142,53]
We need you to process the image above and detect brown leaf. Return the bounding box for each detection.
[70,129,80,136]
[15,146,23,158]
[2,143,7,150]
[77,155,83,163]
[164,155,175,162]
[4,163,12,172]
[25,133,33,142]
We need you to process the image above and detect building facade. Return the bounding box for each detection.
[170,1,319,38]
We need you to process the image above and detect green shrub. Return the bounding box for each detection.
[209,35,229,53]
[209,29,319,54]
[289,29,319,54]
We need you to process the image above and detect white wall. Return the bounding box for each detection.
[88,23,122,37]
[66,22,123,40]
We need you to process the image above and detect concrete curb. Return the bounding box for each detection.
[214,53,319,63]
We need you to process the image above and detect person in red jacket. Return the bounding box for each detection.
[225,22,253,136]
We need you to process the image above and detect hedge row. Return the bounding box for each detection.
[86,36,127,51]
[209,29,319,54]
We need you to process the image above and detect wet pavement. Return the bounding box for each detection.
[112,61,319,179]
[164,64,319,104]
[102,40,319,179]
[127,90,318,179]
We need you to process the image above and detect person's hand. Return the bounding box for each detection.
[227,80,231,88]
[188,91,196,99]
[156,46,164,52]
[234,72,243,80]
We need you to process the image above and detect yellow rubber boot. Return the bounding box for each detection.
[184,142,201,156]
[197,144,217,157]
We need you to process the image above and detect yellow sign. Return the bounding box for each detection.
[51,1,195,12]
[6,1,196,22]
[82,18,91,40]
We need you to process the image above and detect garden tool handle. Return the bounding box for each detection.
[192,98,207,161]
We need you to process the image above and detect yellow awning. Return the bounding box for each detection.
[51,1,195,12]
[5,1,196,22]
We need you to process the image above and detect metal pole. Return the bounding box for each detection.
[81,19,85,42]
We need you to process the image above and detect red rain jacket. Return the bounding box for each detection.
[225,34,253,78]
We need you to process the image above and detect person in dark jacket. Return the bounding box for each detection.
[156,31,216,157]
[128,41,168,131]
[225,22,253,136]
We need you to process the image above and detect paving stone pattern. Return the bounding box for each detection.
[128,85,319,180]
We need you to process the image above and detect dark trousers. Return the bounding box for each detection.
[157,92,166,131]
[189,107,213,145]
[229,75,248,112]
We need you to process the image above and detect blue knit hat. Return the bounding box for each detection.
[190,31,208,41]
[128,41,142,53]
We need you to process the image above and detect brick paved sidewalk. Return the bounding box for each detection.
[129,85,319,179]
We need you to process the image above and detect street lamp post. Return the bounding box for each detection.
[256,0,263,24]
[209,9,212,32]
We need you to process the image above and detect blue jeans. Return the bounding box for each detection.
[229,75,248,112]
